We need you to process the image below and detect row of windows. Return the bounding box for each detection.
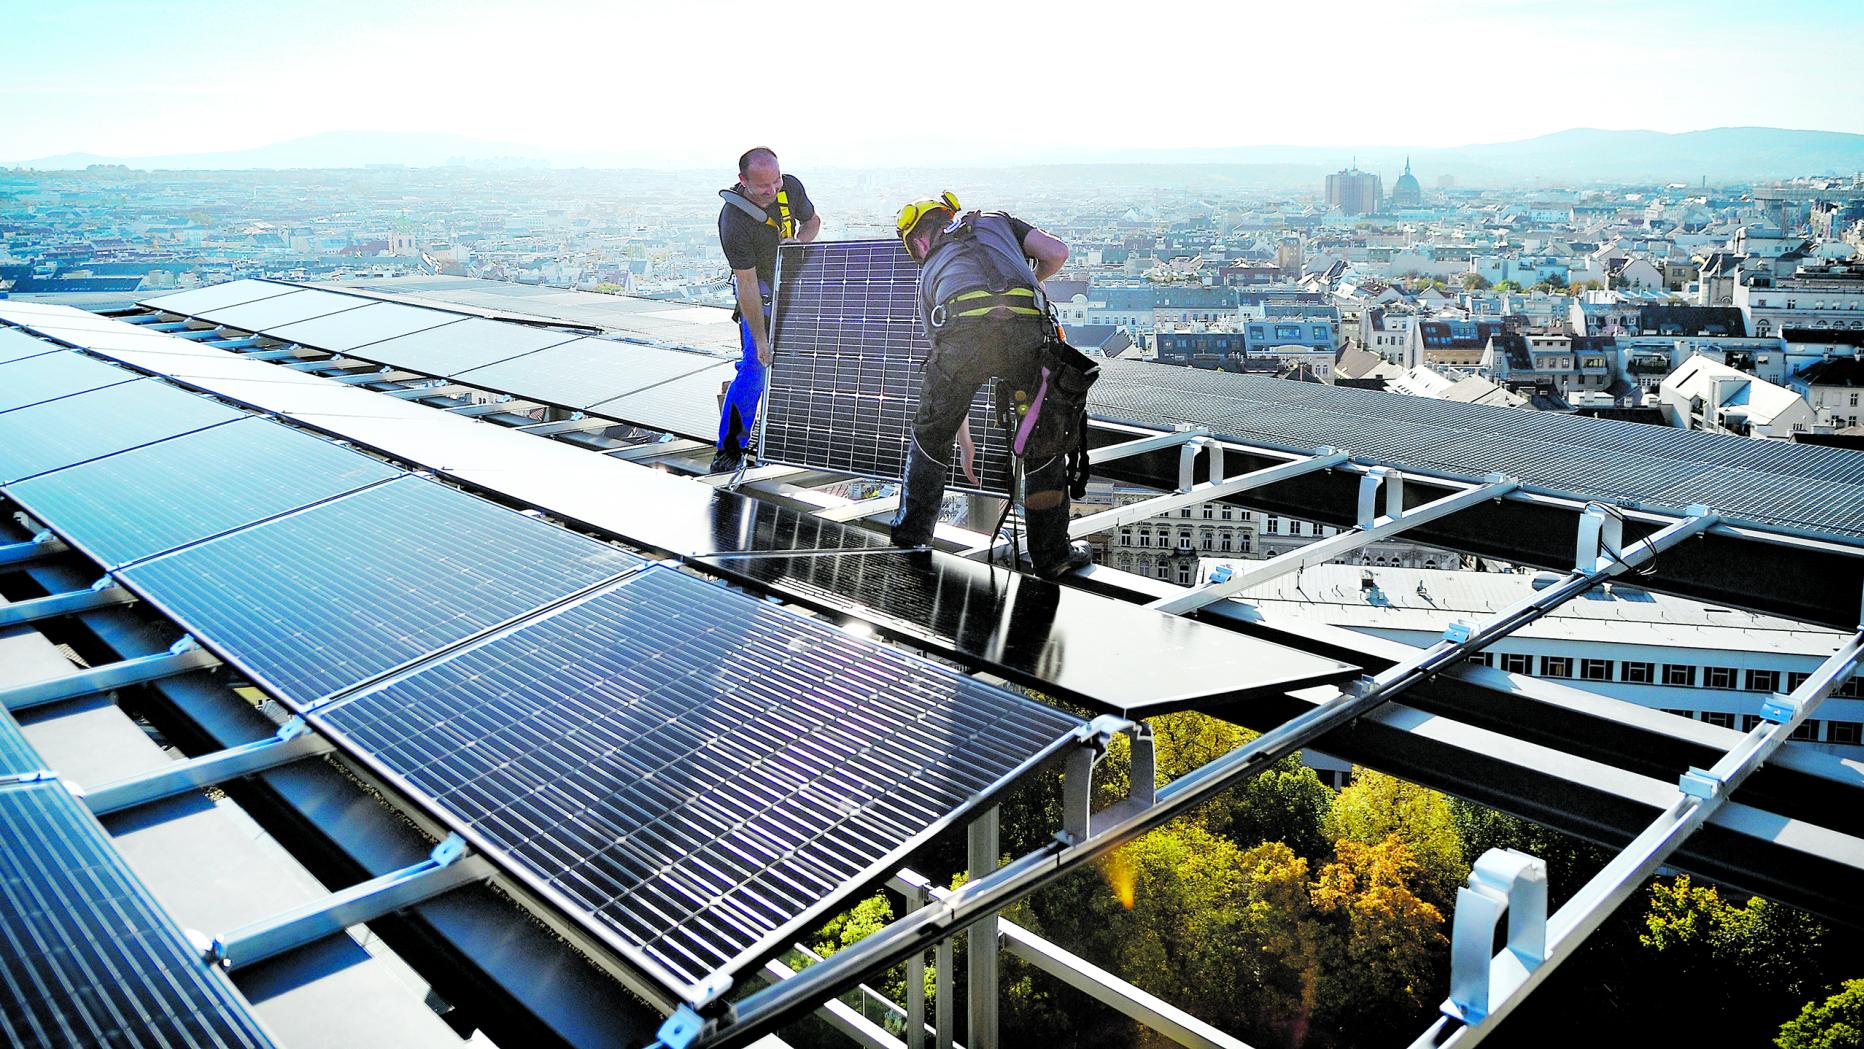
[1473,652,1863,697]
[1658,709,1863,745]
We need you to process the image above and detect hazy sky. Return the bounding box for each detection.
[4,0,1861,167]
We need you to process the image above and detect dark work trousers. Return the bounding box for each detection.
[718,280,771,452]
[890,318,1072,573]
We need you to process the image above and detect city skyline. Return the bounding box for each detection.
[5,0,1862,168]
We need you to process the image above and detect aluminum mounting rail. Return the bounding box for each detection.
[1410,618,1864,1049]
[0,636,220,713]
[960,449,1350,562]
[1148,475,1520,616]
[0,578,135,627]
[659,507,1722,1049]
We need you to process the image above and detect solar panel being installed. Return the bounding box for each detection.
[0,349,138,413]
[0,378,246,485]
[119,476,643,705]
[763,239,1014,495]
[312,564,1084,1007]
[0,781,277,1049]
[9,416,402,568]
[1087,360,1864,540]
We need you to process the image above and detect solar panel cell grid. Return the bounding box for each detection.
[8,416,402,568]
[118,476,642,704]
[0,351,138,414]
[314,565,1081,1004]
[0,379,246,486]
[262,301,464,353]
[454,338,729,410]
[0,782,276,1049]
[0,710,45,776]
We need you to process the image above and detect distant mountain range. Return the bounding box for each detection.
[9,127,1864,185]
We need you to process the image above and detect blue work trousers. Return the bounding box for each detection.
[718,282,771,452]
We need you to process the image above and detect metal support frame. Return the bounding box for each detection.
[962,449,1349,560]
[606,438,711,461]
[1147,477,1519,616]
[0,530,69,568]
[897,871,932,1049]
[680,511,1716,1049]
[210,832,495,969]
[236,347,305,362]
[1085,428,1207,466]
[517,415,617,437]
[757,955,904,1049]
[381,382,467,400]
[79,716,336,816]
[0,578,134,627]
[444,400,516,417]
[966,808,1000,1049]
[280,356,343,372]
[0,635,220,713]
[1413,616,1864,1049]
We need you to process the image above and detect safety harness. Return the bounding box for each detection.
[718,186,795,239]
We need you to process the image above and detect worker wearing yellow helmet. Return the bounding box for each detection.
[889,193,1093,579]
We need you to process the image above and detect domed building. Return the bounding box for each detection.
[1391,157,1423,208]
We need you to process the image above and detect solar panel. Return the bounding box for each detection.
[453,338,729,410]
[763,239,1014,494]
[194,289,368,334]
[9,417,402,568]
[699,546,1360,716]
[1087,360,1864,540]
[312,565,1083,1005]
[139,279,297,316]
[119,476,642,705]
[0,781,277,1049]
[0,379,246,485]
[0,709,45,775]
[337,316,583,376]
[0,327,57,365]
[0,351,138,413]
[262,301,465,353]
[587,359,738,440]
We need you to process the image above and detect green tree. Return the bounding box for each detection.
[1324,769,1466,911]
[1641,876,1839,1044]
[1308,837,1448,1047]
[1459,272,1491,291]
[1778,978,1864,1049]
[1493,279,1521,293]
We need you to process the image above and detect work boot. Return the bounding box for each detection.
[1024,541,1095,580]
[709,446,744,475]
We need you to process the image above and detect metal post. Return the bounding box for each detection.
[934,935,954,1049]
[900,874,929,1049]
[966,808,999,1049]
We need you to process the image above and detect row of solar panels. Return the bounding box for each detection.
[133,265,1864,543]
[0,329,1086,1011]
[137,279,735,441]
[28,297,1359,718]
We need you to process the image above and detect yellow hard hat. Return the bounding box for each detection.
[896,191,961,256]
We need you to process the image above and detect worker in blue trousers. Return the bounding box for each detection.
[713,146,821,474]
